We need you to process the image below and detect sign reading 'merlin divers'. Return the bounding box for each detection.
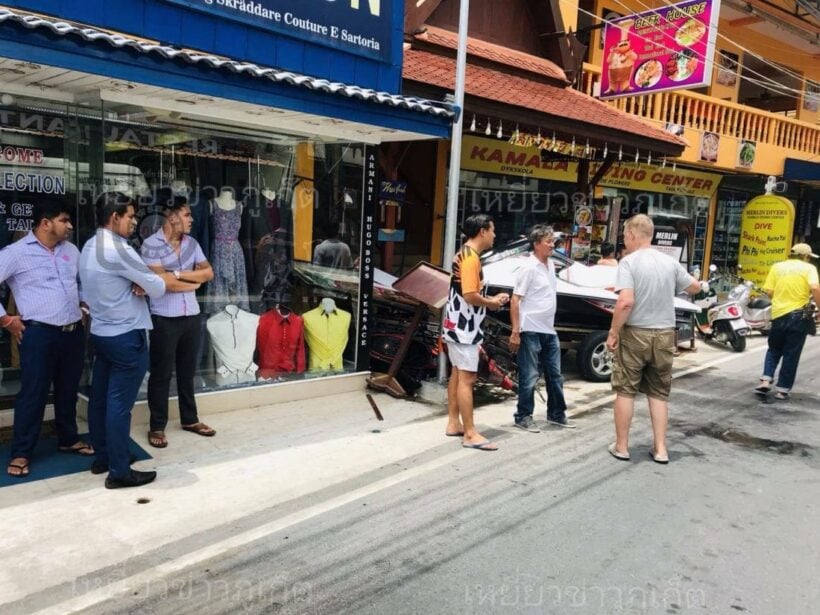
[163,0,393,61]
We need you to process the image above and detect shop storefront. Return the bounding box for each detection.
[459,135,720,267]
[0,2,452,410]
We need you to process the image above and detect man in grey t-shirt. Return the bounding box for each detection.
[605,215,702,465]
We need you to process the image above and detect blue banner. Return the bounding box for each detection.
[163,0,393,61]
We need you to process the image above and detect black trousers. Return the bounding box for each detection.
[148,314,201,431]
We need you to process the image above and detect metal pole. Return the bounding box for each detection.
[438,0,471,384]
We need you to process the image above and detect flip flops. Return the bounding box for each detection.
[445,431,465,437]
[462,440,498,451]
[6,459,30,478]
[181,423,216,437]
[754,384,771,395]
[58,442,94,456]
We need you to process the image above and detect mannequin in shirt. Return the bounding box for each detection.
[207,188,249,312]
[206,304,259,385]
[303,298,351,372]
[256,303,306,379]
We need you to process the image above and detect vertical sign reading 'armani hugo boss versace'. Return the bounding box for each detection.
[163,0,392,61]
[356,146,378,371]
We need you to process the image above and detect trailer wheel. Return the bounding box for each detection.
[576,331,613,382]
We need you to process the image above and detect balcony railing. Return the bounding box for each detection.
[581,63,820,157]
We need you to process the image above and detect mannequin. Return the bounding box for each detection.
[303,299,351,372]
[207,187,249,312]
[213,188,239,211]
[206,304,259,385]
[321,298,336,314]
[256,303,305,379]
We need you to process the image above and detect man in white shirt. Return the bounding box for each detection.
[509,224,575,432]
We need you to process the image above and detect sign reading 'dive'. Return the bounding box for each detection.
[738,195,795,286]
[600,0,721,100]
[164,0,392,61]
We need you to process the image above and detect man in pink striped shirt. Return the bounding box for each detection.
[0,201,91,478]
[141,195,215,449]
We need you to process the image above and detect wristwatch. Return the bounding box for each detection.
[173,270,181,280]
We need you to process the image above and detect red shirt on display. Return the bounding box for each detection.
[256,307,306,378]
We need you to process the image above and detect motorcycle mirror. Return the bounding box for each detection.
[709,264,718,272]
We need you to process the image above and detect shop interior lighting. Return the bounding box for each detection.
[496,121,503,139]
[485,118,491,136]
[469,114,476,132]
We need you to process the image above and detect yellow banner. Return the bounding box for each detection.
[461,136,721,199]
[738,195,795,286]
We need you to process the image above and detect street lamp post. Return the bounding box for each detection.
[438,0,471,384]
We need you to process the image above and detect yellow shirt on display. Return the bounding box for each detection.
[303,305,351,371]
[763,259,819,320]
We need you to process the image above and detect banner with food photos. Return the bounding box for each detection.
[600,0,721,100]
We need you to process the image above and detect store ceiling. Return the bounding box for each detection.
[0,57,438,144]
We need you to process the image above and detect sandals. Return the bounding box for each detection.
[773,391,789,400]
[182,423,216,437]
[7,458,30,478]
[608,443,630,461]
[58,441,94,456]
[147,430,168,448]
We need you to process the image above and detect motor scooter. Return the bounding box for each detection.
[728,265,772,335]
[692,265,750,352]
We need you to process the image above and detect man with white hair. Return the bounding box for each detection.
[605,214,702,464]
[755,243,820,400]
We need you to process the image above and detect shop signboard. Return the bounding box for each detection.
[600,0,721,100]
[356,146,378,371]
[738,194,795,286]
[163,0,393,61]
[461,136,721,199]
[651,226,687,262]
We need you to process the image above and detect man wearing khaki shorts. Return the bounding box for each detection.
[605,215,702,464]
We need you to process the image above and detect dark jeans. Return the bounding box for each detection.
[515,332,567,422]
[148,314,201,431]
[10,323,85,460]
[88,330,149,479]
[762,310,810,393]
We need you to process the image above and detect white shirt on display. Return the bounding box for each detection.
[513,254,558,335]
[206,304,260,384]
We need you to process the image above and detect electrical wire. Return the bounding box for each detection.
[567,0,813,102]
[615,0,814,91]
[606,0,810,98]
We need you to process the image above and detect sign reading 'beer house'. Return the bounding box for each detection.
[600,0,721,100]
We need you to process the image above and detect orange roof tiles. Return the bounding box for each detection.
[418,26,569,84]
[403,48,685,148]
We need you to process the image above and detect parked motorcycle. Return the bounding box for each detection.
[693,265,750,352]
[729,266,772,336]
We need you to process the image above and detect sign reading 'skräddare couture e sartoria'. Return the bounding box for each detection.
[164,0,392,61]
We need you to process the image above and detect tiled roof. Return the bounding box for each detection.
[403,48,686,148]
[418,26,569,84]
[0,7,455,120]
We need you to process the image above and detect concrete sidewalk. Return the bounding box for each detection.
[0,336,768,613]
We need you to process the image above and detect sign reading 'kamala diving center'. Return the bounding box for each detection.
[600,0,721,100]
[163,0,392,61]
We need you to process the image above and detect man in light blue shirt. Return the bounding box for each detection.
[80,192,179,488]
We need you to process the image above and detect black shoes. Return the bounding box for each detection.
[105,469,157,489]
[90,454,137,475]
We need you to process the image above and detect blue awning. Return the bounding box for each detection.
[0,7,454,139]
[784,158,820,183]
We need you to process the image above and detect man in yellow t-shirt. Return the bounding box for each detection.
[755,243,820,400]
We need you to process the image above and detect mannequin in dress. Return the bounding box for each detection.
[207,187,249,312]
[303,298,351,372]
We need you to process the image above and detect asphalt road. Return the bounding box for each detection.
[83,338,819,615]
